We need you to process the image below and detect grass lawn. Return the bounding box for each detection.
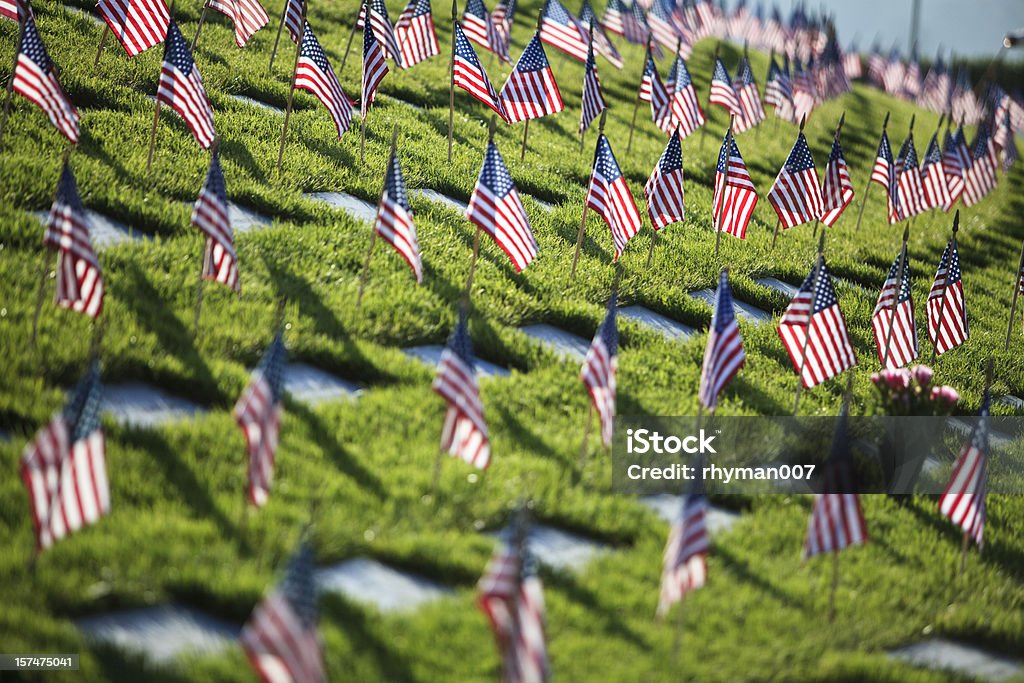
[0,0,1022,680]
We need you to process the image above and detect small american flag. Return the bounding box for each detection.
[842,51,861,80]
[709,56,742,116]
[578,0,623,69]
[97,0,169,56]
[819,133,854,226]
[657,464,709,618]
[623,0,649,45]
[453,23,506,120]
[579,42,606,134]
[638,46,660,104]
[21,360,109,551]
[791,58,816,121]
[45,162,104,319]
[478,531,550,683]
[778,258,857,389]
[433,309,490,469]
[208,0,268,47]
[192,150,239,293]
[587,135,641,259]
[803,402,868,559]
[941,126,969,211]
[927,237,969,356]
[240,543,325,683]
[296,22,353,139]
[713,130,758,240]
[763,54,792,110]
[234,331,286,508]
[282,0,302,42]
[491,0,515,54]
[581,292,618,447]
[499,34,564,124]
[768,132,823,230]
[662,53,705,138]
[395,0,439,68]
[962,125,998,207]
[12,15,79,143]
[733,57,765,133]
[872,247,918,369]
[644,128,686,231]
[467,142,538,271]
[539,0,589,62]
[601,0,626,35]
[646,0,679,51]
[362,16,390,120]
[158,21,215,149]
[895,135,926,219]
[939,392,989,548]
[921,132,952,212]
[699,270,745,409]
[462,0,506,61]
[376,146,422,283]
[357,0,403,66]
[870,126,900,223]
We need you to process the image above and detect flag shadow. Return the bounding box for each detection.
[319,595,419,681]
[543,571,651,650]
[713,544,810,611]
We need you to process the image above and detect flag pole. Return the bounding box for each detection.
[276,0,307,177]
[268,0,289,71]
[190,0,211,51]
[793,232,826,415]
[94,26,110,68]
[0,11,26,153]
[854,111,889,231]
[715,117,734,257]
[578,19,594,156]
[646,227,658,270]
[881,223,910,367]
[572,110,605,279]
[930,210,959,363]
[1004,239,1024,351]
[447,0,458,162]
[194,138,221,340]
[358,124,400,308]
[339,22,359,72]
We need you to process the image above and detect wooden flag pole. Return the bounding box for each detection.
[520,119,529,161]
[854,111,889,231]
[572,110,606,279]
[626,94,641,155]
[339,22,359,72]
[793,232,826,415]
[276,0,307,177]
[145,102,163,173]
[646,230,658,270]
[1004,239,1024,351]
[94,26,110,68]
[0,12,26,153]
[715,117,734,257]
[190,0,211,51]
[699,43,722,152]
[268,0,289,71]
[770,217,781,249]
[358,124,400,308]
[447,0,458,162]
[881,224,911,367]
[930,211,959,363]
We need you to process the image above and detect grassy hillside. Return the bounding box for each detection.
[0,0,1022,680]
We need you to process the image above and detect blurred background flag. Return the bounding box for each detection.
[45,161,104,318]
[872,246,918,369]
[581,291,618,447]
[698,270,745,410]
[433,309,491,469]
[375,143,422,282]
[939,391,990,549]
[97,0,169,56]
[579,42,607,134]
[234,331,286,508]
[394,0,439,67]
[192,148,240,293]
[12,14,79,143]
[657,460,709,619]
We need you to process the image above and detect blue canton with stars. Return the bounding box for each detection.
[384,149,410,211]
[971,126,991,162]
[784,133,817,173]
[56,161,86,213]
[465,0,487,19]
[796,260,840,314]
[300,23,333,73]
[828,137,845,163]
[163,21,196,75]
[204,151,227,205]
[20,16,54,73]
[598,290,618,357]
[64,360,103,443]
[716,134,743,173]
[515,35,551,73]
[670,55,693,91]
[885,250,913,304]
[712,271,737,334]
[454,24,482,66]
[447,308,476,369]
[257,331,287,404]
[939,240,962,285]
[407,0,431,17]
[876,130,893,163]
[543,0,574,25]
[594,135,623,183]
[280,543,318,628]
[923,135,942,167]
[643,51,657,79]
[737,57,756,87]
[659,131,683,173]
[480,142,515,198]
[712,58,733,86]
[898,137,919,171]
[971,392,991,454]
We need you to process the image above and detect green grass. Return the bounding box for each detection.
[1,1,1023,681]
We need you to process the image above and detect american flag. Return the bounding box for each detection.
[803,402,868,559]
[927,237,968,356]
[296,22,354,139]
[820,133,854,226]
[733,56,764,133]
[375,145,422,283]
[962,125,998,207]
[778,258,856,389]
[709,57,743,116]
[894,134,926,219]
[791,57,815,121]
[462,0,507,62]
[491,0,515,53]
[45,162,104,319]
[763,54,792,110]
[234,331,286,508]
[467,141,538,271]
[12,15,79,143]
[158,21,215,149]
[939,392,989,548]
[842,50,862,81]
[699,270,745,409]
[623,0,649,45]
[453,23,506,120]
[578,0,623,69]
[240,543,325,683]
[656,463,709,619]
[662,53,704,138]
[362,16,390,119]
[713,130,758,240]
[768,132,824,230]
[478,529,550,683]
[866,44,885,85]
[601,0,626,35]
[21,360,109,551]
[433,309,490,469]
[638,45,665,108]
[282,0,302,42]
[97,0,169,56]
[921,132,952,212]
[646,0,679,51]
[587,135,641,259]
[941,125,969,211]
[579,42,606,134]
[872,247,918,369]
[870,125,899,223]
[357,0,403,67]
[644,128,686,231]
[394,0,439,68]
[539,0,589,62]
[581,292,618,447]
[208,0,268,47]
[192,150,239,293]
[499,34,564,124]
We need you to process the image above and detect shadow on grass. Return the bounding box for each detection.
[544,571,651,650]
[320,595,420,682]
[715,544,810,611]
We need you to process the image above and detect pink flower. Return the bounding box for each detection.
[881,368,912,391]
[870,372,881,386]
[911,365,934,387]
[931,385,959,405]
